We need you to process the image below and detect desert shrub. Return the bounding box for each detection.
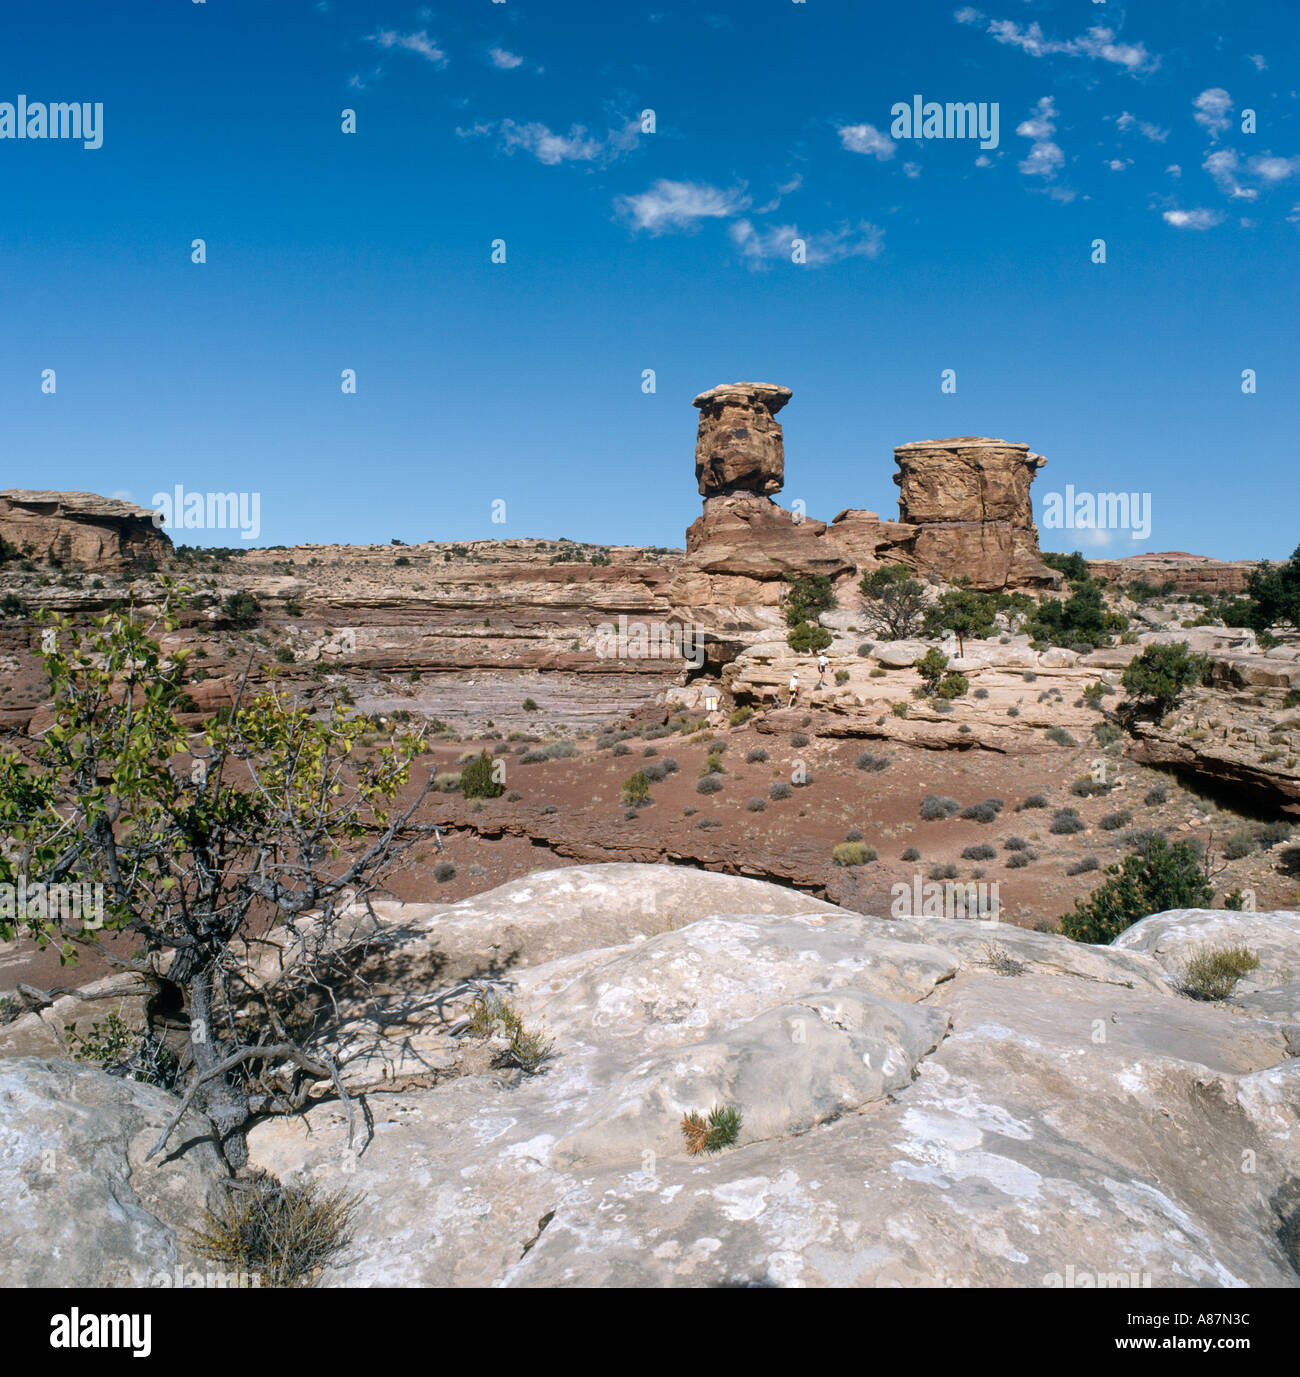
[1099,810,1133,832]
[835,669,850,685]
[938,672,969,699]
[1181,944,1260,1001]
[870,667,887,679]
[190,1176,360,1288]
[791,732,810,748]
[1045,726,1077,747]
[519,750,547,765]
[901,846,920,862]
[696,775,723,795]
[857,642,875,657]
[769,780,792,800]
[1050,809,1086,835]
[642,746,657,758]
[1006,707,1020,718]
[1121,642,1208,714]
[746,747,770,763]
[643,762,668,782]
[697,817,722,830]
[1222,829,1256,860]
[433,860,456,882]
[845,828,864,842]
[1023,672,1038,683]
[1093,720,1123,747]
[917,647,949,694]
[933,699,954,715]
[621,770,651,806]
[833,842,877,866]
[729,705,754,727]
[858,563,928,640]
[787,620,832,653]
[1071,776,1112,798]
[928,863,959,881]
[1020,793,1049,810]
[973,687,989,699]
[1003,836,1029,851]
[1006,851,1034,869]
[699,753,726,775]
[543,741,577,759]
[961,843,997,861]
[643,725,672,740]
[746,796,767,812]
[505,790,522,802]
[1143,786,1168,806]
[1254,820,1293,847]
[681,1105,742,1155]
[961,800,1002,823]
[66,1011,179,1090]
[920,794,961,821]
[856,751,890,772]
[1061,835,1214,943]
[464,990,552,1072]
[461,750,504,799]
[613,742,633,757]
[434,773,463,793]
[661,757,679,773]
[891,701,909,718]
[522,697,540,712]
[1066,856,1100,876]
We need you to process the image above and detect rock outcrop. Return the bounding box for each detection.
[6,865,1300,1287]
[0,490,173,570]
[889,438,1059,590]
[1088,552,1258,598]
[693,383,792,497]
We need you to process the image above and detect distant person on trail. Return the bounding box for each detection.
[788,673,799,708]
[817,652,829,688]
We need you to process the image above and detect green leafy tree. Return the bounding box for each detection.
[1241,544,1300,632]
[1025,579,1123,649]
[1121,641,1209,715]
[782,574,837,627]
[923,581,998,655]
[220,590,262,629]
[461,750,504,798]
[0,598,436,1167]
[1041,550,1091,582]
[859,563,928,640]
[787,620,832,653]
[916,647,949,693]
[1061,836,1213,943]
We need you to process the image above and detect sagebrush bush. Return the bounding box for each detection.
[901,846,920,862]
[1222,829,1256,860]
[746,796,766,812]
[1020,793,1049,810]
[746,747,769,764]
[834,842,877,866]
[696,775,723,795]
[433,860,455,882]
[920,795,961,821]
[190,1176,359,1288]
[1050,809,1086,835]
[928,863,959,881]
[1006,851,1034,869]
[769,780,792,800]
[1003,836,1029,852]
[856,751,890,772]
[791,732,810,748]
[961,844,997,861]
[1099,810,1133,832]
[1071,776,1112,798]
[1045,726,1078,747]
[1066,856,1100,876]
[1181,944,1260,1000]
[961,800,1002,824]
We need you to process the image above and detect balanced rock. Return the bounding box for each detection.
[693,382,792,497]
[0,490,173,570]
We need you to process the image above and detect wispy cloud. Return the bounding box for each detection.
[729,219,884,268]
[1116,111,1169,143]
[956,10,1158,74]
[838,123,896,160]
[488,48,524,70]
[1247,53,1268,72]
[1017,97,1064,179]
[1204,149,1256,200]
[1162,207,1225,229]
[366,29,447,67]
[461,117,641,166]
[616,179,750,233]
[1193,88,1233,140]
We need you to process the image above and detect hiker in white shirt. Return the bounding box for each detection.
[788,673,799,708]
[817,652,828,688]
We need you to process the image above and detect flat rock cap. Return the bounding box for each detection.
[693,382,793,414]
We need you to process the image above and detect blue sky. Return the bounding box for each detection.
[1,0,1296,558]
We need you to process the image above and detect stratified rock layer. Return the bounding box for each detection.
[891,438,1059,590]
[0,490,172,570]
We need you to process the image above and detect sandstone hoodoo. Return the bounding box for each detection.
[0,490,173,570]
[693,382,792,497]
[891,438,1060,591]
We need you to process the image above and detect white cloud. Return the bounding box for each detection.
[1017,96,1065,179]
[975,153,992,168]
[730,219,884,268]
[1249,153,1300,183]
[1106,158,1131,172]
[903,162,921,178]
[965,15,1158,73]
[489,48,524,70]
[1116,111,1169,142]
[366,29,447,67]
[1193,88,1233,140]
[754,174,803,214]
[1162,208,1225,229]
[1204,148,1256,200]
[1166,164,1182,177]
[461,116,641,166]
[1247,54,1268,72]
[838,123,895,160]
[615,179,750,233]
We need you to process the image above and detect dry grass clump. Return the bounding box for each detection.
[1181,944,1260,1001]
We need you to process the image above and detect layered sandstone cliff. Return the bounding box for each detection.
[0,490,172,570]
